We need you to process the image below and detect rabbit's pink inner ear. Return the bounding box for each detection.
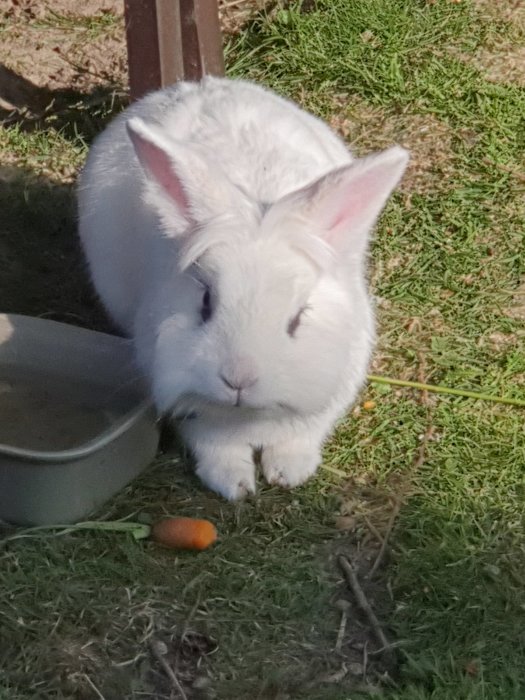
[320,171,387,252]
[127,125,190,216]
[314,147,409,253]
[324,175,374,235]
[139,140,189,213]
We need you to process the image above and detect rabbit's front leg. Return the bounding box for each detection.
[260,424,327,490]
[183,423,256,500]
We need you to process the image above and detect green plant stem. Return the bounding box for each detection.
[367,375,525,407]
[1,520,152,545]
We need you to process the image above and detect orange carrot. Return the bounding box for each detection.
[150,517,217,550]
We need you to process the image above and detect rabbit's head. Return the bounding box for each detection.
[127,118,408,417]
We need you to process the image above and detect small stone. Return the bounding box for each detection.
[483,564,501,578]
[151,639,168,656]
[348,662,364,676]
[334,599,351,612]
[334,515,357,531]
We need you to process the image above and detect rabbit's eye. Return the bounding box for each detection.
[287,306,307,337]
[200,288,213,323]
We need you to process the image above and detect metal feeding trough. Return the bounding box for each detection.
[0,314,159,526]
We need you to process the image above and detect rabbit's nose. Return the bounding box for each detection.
[220,374,258,392]
[220,357,258,392]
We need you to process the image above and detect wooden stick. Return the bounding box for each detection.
[367,499,401,579]
[150,639,188,700]
[83,674,106,700]
[362,515,385,546]
[338,555,391,653]
[334,600,351,652]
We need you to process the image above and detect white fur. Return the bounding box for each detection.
[78,77,408,500]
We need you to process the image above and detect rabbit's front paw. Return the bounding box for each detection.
[195,448,256,501]
[261,444,321,489]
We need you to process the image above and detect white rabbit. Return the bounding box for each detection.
[78,77,408,500]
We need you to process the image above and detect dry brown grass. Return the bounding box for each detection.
[219,0,274,35]
[472,0,525,32]
[329,96,455,195]
[464,43,525,87]
[456,0,525,86]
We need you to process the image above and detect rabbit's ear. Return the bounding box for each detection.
[276,146,408,258]
[127,117,191,217]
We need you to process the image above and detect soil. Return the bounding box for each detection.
[0,0,271,109]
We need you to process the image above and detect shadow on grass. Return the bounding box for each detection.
[390,493,525,700]
[0,164,112,332]
[0,63,128,144]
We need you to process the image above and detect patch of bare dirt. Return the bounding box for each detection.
[219,0,272,35]
[148,631,218,700]
[0,1,127,100]
[0,0,268,125]
[480,331,520,352]
[38,627,217,699]
[0,0,269,112]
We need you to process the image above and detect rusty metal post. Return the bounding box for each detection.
[124,0,224,102]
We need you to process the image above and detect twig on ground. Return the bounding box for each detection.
[362,515,385,546]
[83,674,106,700]
[362,641,369,680]
[334,599,351,652]
[368,639,409,656]
[150,639,188,700]
[179,590,203,645]
[338,555,391,654]
[367,498,401,579]
[413,434,430,471]
[318,663,349,684]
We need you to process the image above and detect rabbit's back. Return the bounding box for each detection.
[142,78,353,200]
[99,77,351,198]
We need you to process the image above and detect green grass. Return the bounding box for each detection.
[1,0,525,697]
[0,463,362,699]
